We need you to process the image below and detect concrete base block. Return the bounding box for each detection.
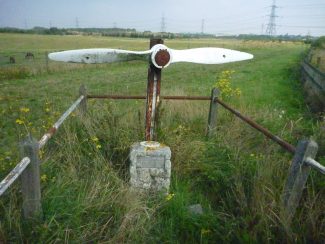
[130,141,171,193]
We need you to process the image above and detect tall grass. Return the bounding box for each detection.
[1,95,324,242]
[0,34,324,242]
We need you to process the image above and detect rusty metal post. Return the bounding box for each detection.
[207,88,219,137]
[282,139,318,223]
[145,39,163,141]
[20,136,42,219]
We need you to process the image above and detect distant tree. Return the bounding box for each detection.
[312,36,325,49]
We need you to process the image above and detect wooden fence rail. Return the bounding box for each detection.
[301,60,325,112]
[302,59,325,90]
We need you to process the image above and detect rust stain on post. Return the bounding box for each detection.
[145,39,163,141]
[155,49,170,68]
[48,127,57,135]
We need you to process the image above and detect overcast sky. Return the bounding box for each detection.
[0,0,324,36]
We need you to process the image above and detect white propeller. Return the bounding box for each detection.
[48,44,253,69]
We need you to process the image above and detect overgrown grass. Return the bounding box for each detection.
[0,34,324,242]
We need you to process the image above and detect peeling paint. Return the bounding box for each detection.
[0,157,31,196]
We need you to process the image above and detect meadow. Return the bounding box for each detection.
[0,33,324,242]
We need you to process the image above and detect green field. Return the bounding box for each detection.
[0,33,324,242]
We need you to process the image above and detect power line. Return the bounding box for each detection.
[281,3,325,8]
[261,24,264,34]
[278,24,325,29]
[75,17,79,28]
[201,19,205,34]
[160,14,166,32]
[265,0,278,36]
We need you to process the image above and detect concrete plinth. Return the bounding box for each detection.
[129,141,171,193]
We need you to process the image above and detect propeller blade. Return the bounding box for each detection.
[169,48,253,65]
[48,48,151,64]
[48,45,254,68]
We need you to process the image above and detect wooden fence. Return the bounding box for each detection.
[301,59,325,112]
[0,85,324,224]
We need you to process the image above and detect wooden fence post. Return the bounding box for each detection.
[79,84,87,114]
[20,136,42,219]
[282,139,318,223]
[207,88,219,137]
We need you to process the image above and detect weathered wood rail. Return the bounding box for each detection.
[0,85,324,224]
[301,60,325,112]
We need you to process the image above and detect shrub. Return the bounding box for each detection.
[311,36,325,49]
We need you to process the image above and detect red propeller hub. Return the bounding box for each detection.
[151,44,172,69]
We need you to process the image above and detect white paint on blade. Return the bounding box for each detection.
[48,45,253,66]
[170,48,253,64]
[48,48,151,63]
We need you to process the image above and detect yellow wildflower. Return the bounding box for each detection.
[45,108,50,112]
[41,174,48,182]
[39,149,44,159]
[215,70,241,98]
[165,193,175,201]
[15,119,24,125]
[96,144,102,149]
[235,88,242,96]
[92,136,99,142]
[201,228,211,235]
[20,107,30,113]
